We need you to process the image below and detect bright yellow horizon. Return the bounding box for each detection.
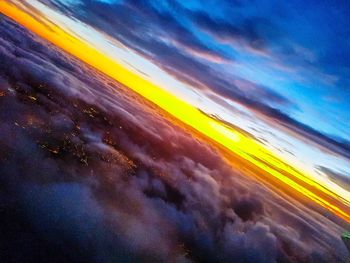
[1,1,349,222]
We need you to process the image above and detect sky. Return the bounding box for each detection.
[1,0,350,220]
[1,11,350,262]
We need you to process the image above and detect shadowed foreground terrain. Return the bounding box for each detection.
[0,15,349,263]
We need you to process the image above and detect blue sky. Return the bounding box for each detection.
[62,0,350,140]
[26,0,350,195]
[176,0,350,139]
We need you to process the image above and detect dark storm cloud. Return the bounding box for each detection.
[0,14,349,263]
[189,5,316,69]
[83,0,229,63]
[317,167,350,192]
[247,103,350,160]
[191,10,271,52]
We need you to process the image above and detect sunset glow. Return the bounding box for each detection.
[1,0,349,224]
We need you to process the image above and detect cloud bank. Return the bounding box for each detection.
[0,14,349,263]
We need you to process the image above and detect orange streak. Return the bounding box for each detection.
[1,1,349,222]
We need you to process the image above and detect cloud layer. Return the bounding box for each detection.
[0,14,349,263]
